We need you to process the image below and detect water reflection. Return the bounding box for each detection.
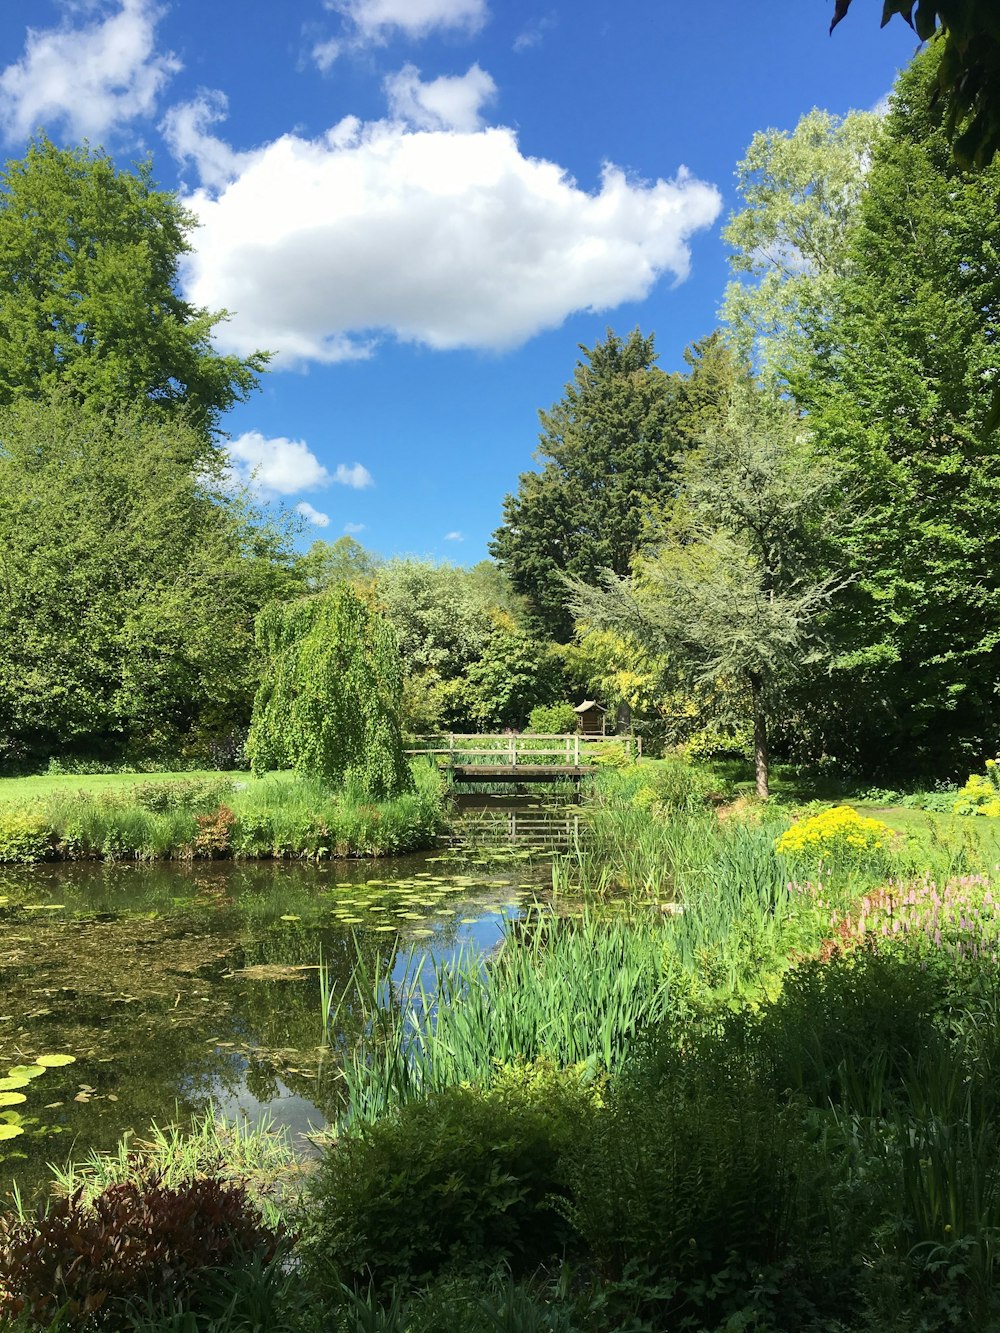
[0,847,550,1202]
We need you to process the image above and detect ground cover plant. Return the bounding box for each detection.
[0,762,449,864]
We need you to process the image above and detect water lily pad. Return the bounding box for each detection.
[0,1092,26,1107]
[24,904,65,911]
[0,1124,23,1140]
[8,1065,45,1080]
[411,929,434,937]
[34,1054,76,1068]
[0,1076,30,1091]
[279,914,301,922]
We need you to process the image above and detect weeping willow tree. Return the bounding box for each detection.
[246,586,413,797]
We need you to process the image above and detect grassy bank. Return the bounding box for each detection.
[0,762,450,863]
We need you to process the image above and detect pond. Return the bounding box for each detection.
[0,812,562,1204]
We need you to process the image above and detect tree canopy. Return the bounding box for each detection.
[0,137,267,437]
[0,395,294,766]
[491,329,737,640]
[830,1,1000,167]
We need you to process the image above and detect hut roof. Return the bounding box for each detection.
[574,700,606,713]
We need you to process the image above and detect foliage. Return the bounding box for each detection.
[301,1064,597,1296]
[830,1,1000,168]
[0,396,295,768]
[491,330,737,640]
[247,585,412,798]
[799,48,1000,776]
[0,812,52,864]
[298,535,381,593]
[775,804,896,858]
[722,107,883,382]
[0,136,266,436]
[0,1175,286,1327]
[571,382,843,796]
[526,702,578,734]
[953,760,1000,815]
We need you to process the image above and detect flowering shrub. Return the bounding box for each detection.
[775,805,895,860]
[833,875,1000,965]
[953,759,1000,815]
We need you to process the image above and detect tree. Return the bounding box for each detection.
[246,585,412,797]
[721,109,883,382]
[0,395,294,765]
[298,535,381,592]
[491,329,736,640]
[799,47,1000,773]
[571,385,842,797]
[830,2,1000,167]
[0,137,267,436]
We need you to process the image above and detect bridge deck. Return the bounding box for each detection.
[451,764,595,783]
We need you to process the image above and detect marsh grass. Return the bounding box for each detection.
[43,1109,305,1228]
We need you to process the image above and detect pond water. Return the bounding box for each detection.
[0,803,564,1204]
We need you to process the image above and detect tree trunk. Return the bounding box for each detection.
[749,671,769,800]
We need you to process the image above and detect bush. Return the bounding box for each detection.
[131,779,234,814]
[954,760,1000,815]
[0,812,54,863]
[0,1175,287,1327]
[775,804,896,861]
[301,1064,598,1297]
[526,702,578,735]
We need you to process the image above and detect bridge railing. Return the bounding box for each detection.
[404,733,583,767]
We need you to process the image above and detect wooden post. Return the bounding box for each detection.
[574,732,580,767]
[509,734,516,767]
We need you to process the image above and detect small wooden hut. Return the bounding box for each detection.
[574,699,607,738]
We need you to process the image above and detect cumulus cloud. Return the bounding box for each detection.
[344,521,367,533]
[513,13,556,52]
[296,501,331,526]
[385,63,496,132]
[315,0,487,64]
[0,0,180,143]
[333,462,374,489]
[444,530,464,541]
[179,115,722,365]
[227,431,331,496]
[161,90,249,190]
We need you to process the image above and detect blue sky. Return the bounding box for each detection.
[0,0,919,562]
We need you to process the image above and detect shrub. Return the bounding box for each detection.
[526,702,578,735]
[131,779,234,814]
[192,804,236,858]
[775,804,896,860]
[0,1175,287,1327]
[301,1064,598,1297]
[954,760,1000,815]
[0,812,53,863]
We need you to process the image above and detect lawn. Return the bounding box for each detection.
[0,770,251,805]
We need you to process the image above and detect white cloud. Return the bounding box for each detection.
[162,90,249,190]
[385,63,495,132]
[0,0,180,143]
[333,462,374,489]
[227,431,331,496]
[344,521,367,533]
[296,501,331,526]
[513,13,556,52]
[444,530,464,541]
[317,0,487,63]
[180,116,722,365]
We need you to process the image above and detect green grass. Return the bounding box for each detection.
[0,769,252,805]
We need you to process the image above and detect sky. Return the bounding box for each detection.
[0,0,921,562]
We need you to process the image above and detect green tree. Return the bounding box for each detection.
[571,386,841,797]
[491,329,735,640]
[298,535,381,592]
[0,137,266,436]
[721,108,883,382]
[246,585,412,797]
[0,395,294,765]
[830,1,1000,166]
[799,47,1000,773]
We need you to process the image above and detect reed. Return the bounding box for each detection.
[324,913,675,1125]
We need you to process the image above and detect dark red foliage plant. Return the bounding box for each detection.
[0,1174,286,1326]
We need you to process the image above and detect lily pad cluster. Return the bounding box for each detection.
[0,1052,75,1145]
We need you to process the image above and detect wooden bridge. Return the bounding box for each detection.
[404,733,600,784]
